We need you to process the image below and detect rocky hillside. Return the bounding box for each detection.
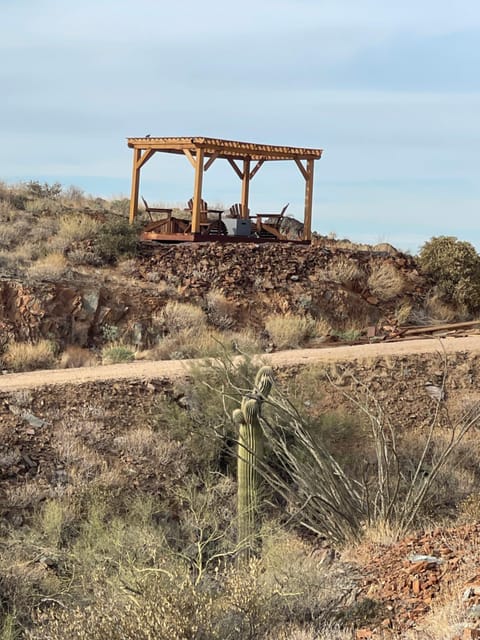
[0,241,428,353]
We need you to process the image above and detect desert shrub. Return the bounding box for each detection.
[3,340,56,372]
[418,236,480,312]
[265,313,317,349]
[93,219,138,264]
[27,253,68,280]
[224,329,263,354]
[0,225,22,249]
[59,346,97,368]
[205,289,236,329]
[63,185,85,202]
[108,198,130,215]
[424,292,460,322]
[458,493,480,523]
[9,192,27,210]
[24,180,62,199]
[367,262,405,300]
[58,213,102,244]
[160,301,207,334]
[101,344,135,364]
[26,543,354,640]
[323,256,366,290]
[150,327,226,360]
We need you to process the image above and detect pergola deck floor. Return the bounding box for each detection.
[139,231,311,244]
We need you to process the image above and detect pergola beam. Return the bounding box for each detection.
[183,149,197,169]
[204,152,218,171]
[227,158,244,180]
[249,160,264,180]
[295,158,309,181]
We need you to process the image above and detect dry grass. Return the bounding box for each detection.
[58,213,102,243]
[205,289,237,329]
[53,430,106,482]
[147,327,228,360]
[425,292,462,323]
[160,301,207,333]
[323,256,367,289]
[2,339,56,372]
[59,346,98,368]
[395,301,413,325]
[367,262,405,300]
[27,252,69,280]
[265,313,318,348]
[4,479,49,510]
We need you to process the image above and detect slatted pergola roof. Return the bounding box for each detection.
[127,136,323,241]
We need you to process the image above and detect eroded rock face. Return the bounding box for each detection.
[0,242,426,349]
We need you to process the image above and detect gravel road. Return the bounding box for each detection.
[1,335,479,392]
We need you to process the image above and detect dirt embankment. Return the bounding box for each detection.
[0,242,425,351]
[2,335,480,492]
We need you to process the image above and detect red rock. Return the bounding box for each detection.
[356,629,373,639]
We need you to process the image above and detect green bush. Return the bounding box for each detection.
[94,219,138,264]
[101,344,135,364]
[25,181,62,199]
[418,236,480,312]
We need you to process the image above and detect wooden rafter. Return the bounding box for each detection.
[204,152,218,171]
[183,149,197,168]
[227,158,244,180]
[249,160,264,180]
[136,148,156,170]
[295,158,309,181]
[128,136,322,160]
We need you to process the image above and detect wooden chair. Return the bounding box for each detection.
[140,196,188,234]
[251,203,289,239]
[141,196,173,221]
[185,198,227,235]
[227,203,249,218]
[186,197,209,222]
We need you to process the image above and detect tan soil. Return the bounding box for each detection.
[2,335,480,391]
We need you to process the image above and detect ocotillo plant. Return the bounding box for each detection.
[233,365,274,554]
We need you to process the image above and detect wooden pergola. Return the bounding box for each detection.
[127,136,323,242]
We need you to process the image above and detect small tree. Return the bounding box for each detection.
[418,236,480,311]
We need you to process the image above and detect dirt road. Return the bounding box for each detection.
[1,335,480,392]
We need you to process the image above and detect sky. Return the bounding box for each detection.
[1,0,480,254]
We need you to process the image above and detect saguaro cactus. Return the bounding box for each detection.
[234,366,274,552]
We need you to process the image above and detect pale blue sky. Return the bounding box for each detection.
[1,0,480,253]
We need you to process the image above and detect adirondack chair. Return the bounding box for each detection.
[186,197,209,222]
[227,203,250,218]
[140,196,188,234]
[251,203,289,239]
[185,198,227,235]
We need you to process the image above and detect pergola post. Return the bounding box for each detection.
[191,148,205,233]
[303,159,314,242]
[129,148,141,224]
[241,158,251,219]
